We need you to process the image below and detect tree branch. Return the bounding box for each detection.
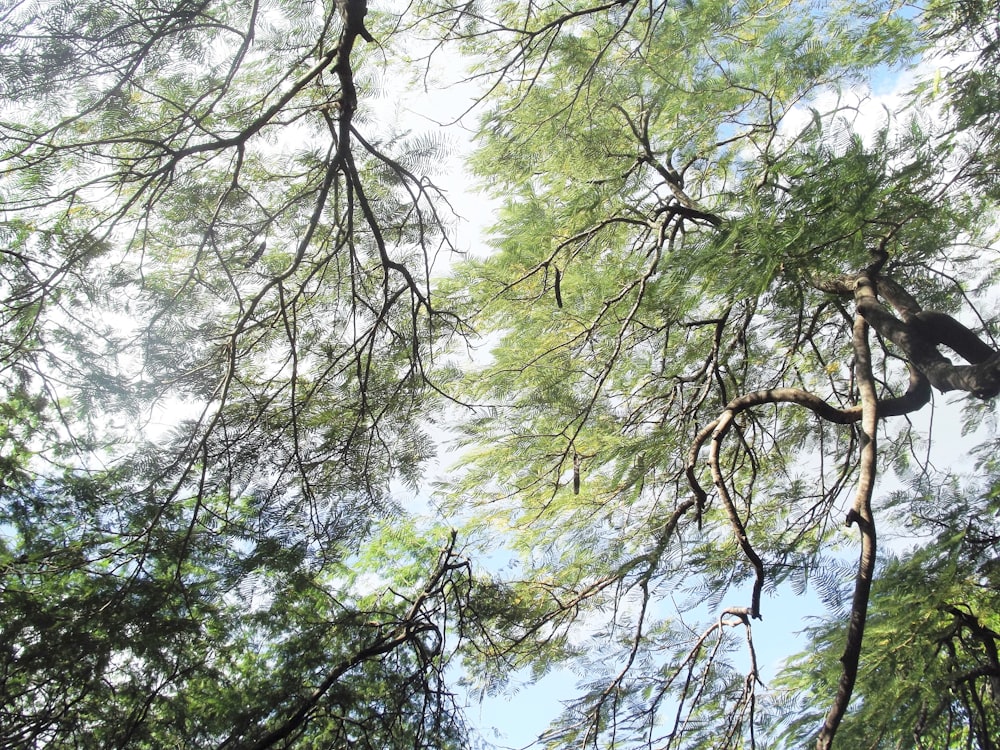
[816,298,879,750]
[816,272,1000,399]
[229,533,464,750]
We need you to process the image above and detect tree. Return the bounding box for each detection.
[1,0,998,748]
[432,0,1000,747]
[1,0,473,746]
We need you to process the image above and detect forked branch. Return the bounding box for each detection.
[815,272,1000,399]
[684,272,949,746]
[685,361,927,619]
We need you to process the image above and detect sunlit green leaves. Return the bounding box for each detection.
[3,0,1000,747]
[435,0,1000,747]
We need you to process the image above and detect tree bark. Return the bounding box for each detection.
[816,300,879,750]
[814,272,1000,399]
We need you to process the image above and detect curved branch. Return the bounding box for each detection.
[817,296,880,749]
[686,367,928,514]
[708,410,765,619]
[685,294,929,627]
[686,386,863,620]
[857,293,1000,398]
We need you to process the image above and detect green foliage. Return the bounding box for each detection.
[771,470,1000,748]
[923,0,1000,194]
[432,0,1000,747]
[3,0,1000,747]
[0,473,472,747]
[0,0,467,745]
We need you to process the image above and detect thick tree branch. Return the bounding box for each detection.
[856,296,1000,399]
[684,277,930,673]
[816,272,1000,399]
[686,368,928,516]
[816,297,879,750]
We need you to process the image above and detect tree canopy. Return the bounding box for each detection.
[1,0,999,748]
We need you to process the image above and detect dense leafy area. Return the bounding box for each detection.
[1,0,998,748]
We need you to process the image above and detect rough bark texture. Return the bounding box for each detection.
[814,272,1000,399]
[815,293,880,750]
